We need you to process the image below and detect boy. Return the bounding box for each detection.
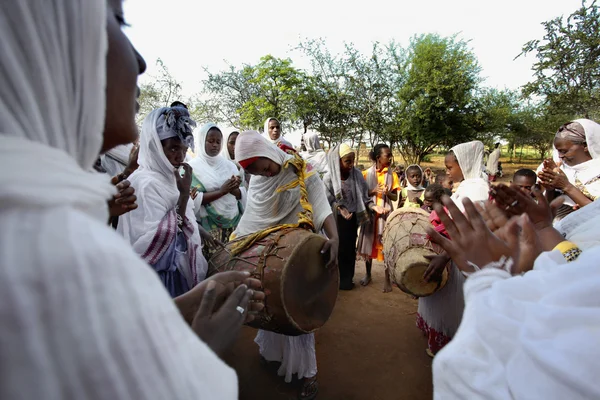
[512,168,537,196]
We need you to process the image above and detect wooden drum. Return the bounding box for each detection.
[382,208,448,297]
[208,227,339,336]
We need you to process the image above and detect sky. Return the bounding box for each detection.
[123,0,582,145]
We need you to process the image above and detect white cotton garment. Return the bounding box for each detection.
[233,130,331,236]
[263,117,293,148]
[299,131,328,176]
[0,1,235,398]
[450,141,489,211]
[189,122,245,221]
[101,143,133,177]
[433,249,600,400]
[486,148,501,175]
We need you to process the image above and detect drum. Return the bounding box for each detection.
[382,208,448,297]
[208,227,339,336]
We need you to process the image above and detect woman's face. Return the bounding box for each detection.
[268,120,281,141]
[340,153,356,175]
[102,0,147,153]
[161,138,188,168]
[554,138,591,167]
[205,128,222,157]
[227,132,239,159]
[377,147,393,168]
[445,153,464,183]
[245,157,281,177]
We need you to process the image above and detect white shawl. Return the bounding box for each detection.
[233,131,331,236]
[405,164,425,191]
[263,117,293,148]
[433,248,600,399]
[0,1,235,399]
[189,123,243,221]
[451,141,489,211]
[486,148,501,175]
[101,143,133,177]
[118,109,207,285]
[299,132,328,176]
[555,197,600,250]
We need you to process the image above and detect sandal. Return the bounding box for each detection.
[298,376,319,400]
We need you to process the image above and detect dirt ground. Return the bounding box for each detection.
[223,261,433,400]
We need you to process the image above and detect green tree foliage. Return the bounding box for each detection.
[518,0,600,118]
[393,34,482,164]
[136,59,183,126]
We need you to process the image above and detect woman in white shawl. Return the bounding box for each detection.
[419,140,489,356]
[300,131,329,178]
[221,130,250,186]
[189,123,245,258]
[264,117,294,151]
[538,119,600,219]
[0,0,261,398]
[426,196,598,400]
[118,107,207,297]
[233,130,339,400]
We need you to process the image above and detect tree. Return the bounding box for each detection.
[471,88,520,148]
[137,59,183,126]
[393,34,482,164]
[518,0,600,118]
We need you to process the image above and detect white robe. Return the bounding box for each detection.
[433,248,600,400]
[0,2,236,398]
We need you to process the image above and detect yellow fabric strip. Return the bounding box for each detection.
[553,241,578,254]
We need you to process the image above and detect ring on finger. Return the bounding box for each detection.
[510,200,518,207]
[505,205,511,211]
[235,306,245,315]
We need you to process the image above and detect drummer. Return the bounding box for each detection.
[232,130,339,400]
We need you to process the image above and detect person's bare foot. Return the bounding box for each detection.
[360,274,372,286]
[383,281,392,293]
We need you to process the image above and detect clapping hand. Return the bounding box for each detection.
[108,179,137,217]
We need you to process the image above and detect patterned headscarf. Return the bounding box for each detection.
[156,106,196,151]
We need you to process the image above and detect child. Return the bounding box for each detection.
[512,168,537,197]
[435,172,454,193]
[401,165,425,208]
[421,184,446,213]
[394,164,406,187]
[423,167,435,188]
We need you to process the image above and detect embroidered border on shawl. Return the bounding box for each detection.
[141,210,177,264]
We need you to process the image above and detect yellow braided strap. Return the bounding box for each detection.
[553,240,583,263]
[228,153,315,257]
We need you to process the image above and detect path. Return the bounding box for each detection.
[224,261,434,400]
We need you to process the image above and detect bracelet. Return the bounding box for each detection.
[553,241,582,263]
[175,206,184,228]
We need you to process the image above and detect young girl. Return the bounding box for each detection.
[358,144,401,292]
[233,130,338,400]
[419,141,489,356]
[401,165,425,208]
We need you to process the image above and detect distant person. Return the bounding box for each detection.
[422,167,434,188]
[400,165,425,208]
[263,117,294,152]
[512,168,537,196]
[299,132,328,178]
[486,142,501,182]
[357,144,400,292]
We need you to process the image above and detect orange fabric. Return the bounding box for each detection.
[362,167,401,261]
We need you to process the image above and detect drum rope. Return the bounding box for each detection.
[228,152,315,257]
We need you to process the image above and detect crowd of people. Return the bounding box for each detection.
[1,1,600,399]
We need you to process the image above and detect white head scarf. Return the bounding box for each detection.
[0,2,235,398]
[189,123,241,221]
[450,141,489,211]
[263,117,293,148]
[233,130,331,236]
[405,164,425,191]
[221,130,240,163]
[119,108,207,284]
[299,132,328,176]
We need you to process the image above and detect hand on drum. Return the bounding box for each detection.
[321,238,339,269]
[198,225,225,250]
[422,253,451,282]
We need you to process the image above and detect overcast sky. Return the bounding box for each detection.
[123,0,581,145]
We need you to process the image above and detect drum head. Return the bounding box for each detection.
[281,234,339,333]
[396,247,449,297]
